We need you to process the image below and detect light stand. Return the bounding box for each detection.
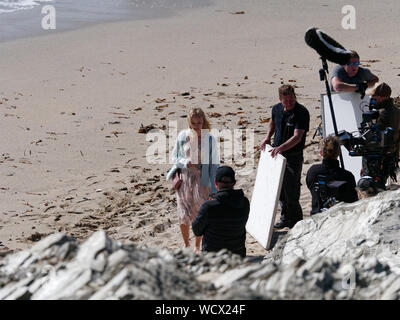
[319,57,345,169]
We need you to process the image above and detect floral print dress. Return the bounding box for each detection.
[176,134,211,226]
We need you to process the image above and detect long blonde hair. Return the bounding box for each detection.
[187,108,211,131]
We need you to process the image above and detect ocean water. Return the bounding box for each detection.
[0,0,211,42]
[0,0,53,14]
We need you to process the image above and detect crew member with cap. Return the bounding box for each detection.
[371,83,400,154]
[331,50,379,94]
[362,83,400,186]
[192,166,250,257]
[356,176,382,199]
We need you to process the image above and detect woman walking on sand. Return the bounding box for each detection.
[167,108,219,253]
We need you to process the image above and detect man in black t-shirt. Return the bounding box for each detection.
[261,85,310,229]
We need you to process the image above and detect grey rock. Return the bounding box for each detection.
[5,286,31,300]
[28,276,49,295]
[107,249,128,268]
[0,283,16,300]
[381,278,400,300]
[0,277,34,300]
[271,191,400,271]
[249,264,277,280]
[33,269,93,300]
[90,269,129,300]
[30,233,69,255]
[2,251,32,275]
[2,188,400,300]
[196,272,220,283]
[114,282,133,299]
[213,265,262,289]
[75,230,119,265]
[91,252,107,273]
[218,264,229,273]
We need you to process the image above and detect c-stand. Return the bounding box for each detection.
[319,57,345,169]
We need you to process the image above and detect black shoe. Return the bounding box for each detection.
[289,218,303,229]
[287,221,298,229]
[274,220,291,229]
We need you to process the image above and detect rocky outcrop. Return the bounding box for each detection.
[265,188,400,273]
[218,189,400,299]
[1,189,400,300]
[0,230,247,300]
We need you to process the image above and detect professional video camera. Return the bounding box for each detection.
[336,98,397,186]
[337,111,394,156]
[313,175,349,211]
[304,27,397,188]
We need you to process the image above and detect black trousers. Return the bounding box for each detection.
[361,154,397,189]
[279,155,303,225]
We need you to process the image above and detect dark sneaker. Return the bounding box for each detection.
[274,220,291,229]
[287,221,298,229]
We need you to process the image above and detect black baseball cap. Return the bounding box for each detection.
[357,176,377,191]
[215,166,236,183]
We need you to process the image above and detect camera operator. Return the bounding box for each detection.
[361,82,400,186]
[372,83,400,153]
[306,136,358,214]
[331,50,379,95]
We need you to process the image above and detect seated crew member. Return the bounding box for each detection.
[306,136,358,214]
[331,50,379,93]
[191,166,250,257]
[362,83,400,187]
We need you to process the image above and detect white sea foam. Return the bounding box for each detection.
[0,0,53,14]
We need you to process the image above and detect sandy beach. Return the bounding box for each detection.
[1,0,400,257]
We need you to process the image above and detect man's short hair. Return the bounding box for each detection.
[349,50,360,60]
[278,84,295,97]
[215,166,236,183]
[371,82,392,98]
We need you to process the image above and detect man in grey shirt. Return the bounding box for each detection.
[331,50,379,93]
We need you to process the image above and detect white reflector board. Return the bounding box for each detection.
[321,92,371,180]
[246,145,286,249]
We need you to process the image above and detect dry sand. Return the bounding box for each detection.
[1,0,400,257]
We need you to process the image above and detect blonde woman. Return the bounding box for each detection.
[306,135,358,214]
[167,108,219,252]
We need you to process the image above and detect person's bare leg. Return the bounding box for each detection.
[180,224,190,248]
[194,236,202,254]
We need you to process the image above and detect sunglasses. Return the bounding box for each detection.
[347,61,360,66]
